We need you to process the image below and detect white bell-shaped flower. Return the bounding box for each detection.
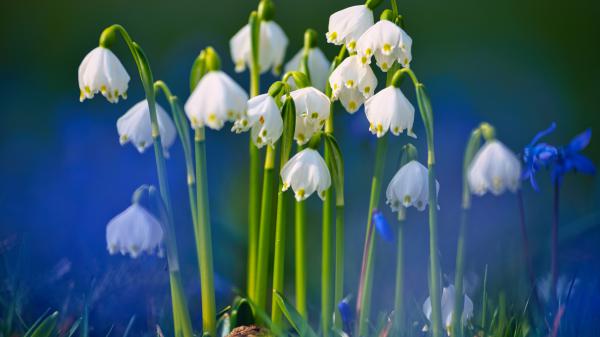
[328,55,377,113]
[288,87,330,145]
[281,148,331,201]
[386,160,439,212]
[356,20,413,71]
[230,21,288,75]
[326,5,374,52]
[423,285,474,332]
[106,203,164,258]
[232,94,283,148]
[468,140,521,196]
[365,86,415,138]
[78,47,130,103]
[184,71,248,130]
[117,100,177,156]
[284,47,331,92]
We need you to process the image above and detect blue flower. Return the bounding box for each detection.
[522,123,559,190]
[372,209,394,243]
[553,129,596,183]
[337,295,354,334]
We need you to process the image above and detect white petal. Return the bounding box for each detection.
[117,100,176,155]
[78,47,130,103]
[280,149,331,201]
[284,47,331,92]
[106,203,163,258]
[468,140,521,196]
[326,5,374,52]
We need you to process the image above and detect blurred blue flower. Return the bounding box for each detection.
[522,122,558,190]
[553,129,596,183]
[337,295,354,334]
[372,209,394,243]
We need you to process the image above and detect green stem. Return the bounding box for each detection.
[451,209,467,337]
[194,128,217,337]
[170,271,194,337]
[334,204,345,329]
[394,210,405,335]
[271,184,288,325]
[295,200,308,318]
[322,185,333,337]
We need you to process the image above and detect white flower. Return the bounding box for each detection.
[365,86,415,138]
[423,285,473,333]
[468,140,521,196]
[386,160,439,211]
[328,55,377,113]
[184,71,248,130]
[232,94,283,148]
[537,274,580,304]
[288,87,331,145]
[117,100,177,156]
[326,5,374,52]
[106,203,164,258]
[230,21,288,75]
[78,46,130,103]
[284,47,331,92]
[281,148,331,201]
[356,20,413,71]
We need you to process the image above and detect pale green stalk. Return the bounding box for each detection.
[394,209,406,335]
[295,200,307,318]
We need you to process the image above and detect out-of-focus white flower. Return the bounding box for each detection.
[364,86,415,138]
[356,19,413,71]
[106,203,164,258]
[423,285,473,333]
[230,21,288,75]
[288,87,330,145]
[117,100,177,156]
[78,46,130,103]
[468,140,521,196]
[232,94,283,148]
[328,55,377,113]
[281,148,331,201]
[284,47,331,92]
[386,160,439,211]
[537,274,580,304]
[184,71,248,130]
[326,5,374,52]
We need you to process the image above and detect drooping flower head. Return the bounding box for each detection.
[329,55,378,113]
[372,209,394,242]
[78,46,130,103]
[232,94,283,148]
[356,19,413,71]
[284,47,331,92]
[184,71,248,130]
[386,160,439,212]
[553,128,595,183]
[365,86,415,138]
[522,123,559,190]
[281,148,331,201]
[230,21,288,75]
[468,140,522,196]
[106,203,164,258]
[423,285,473,332]
[117,99,177,156]
[326,5,374,52]
[288,87,331,145]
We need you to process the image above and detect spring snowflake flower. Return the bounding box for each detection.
[78,46,130,103]
[329,55,377,113]
[356,19,413,71]
[281,148,331,201]
[468,140,521,196]
[326,5,374,52]
[230,21,288,75]
[232,94,283,148]
[423,284,473,332]
[106,203,164,258]
[386,160,439,212]
[364,86,415,138]
[184,71,248,130]
[117,100,177,156]
[284,47,331,92]
[288,87,331,145]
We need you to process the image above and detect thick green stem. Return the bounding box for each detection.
[170,271,194,337]
[271,188,287,324]
[295,200,308,318]
[194,128,217,337]
[334,204,345,329]
[394,210,405,335]
[322,185,333,337]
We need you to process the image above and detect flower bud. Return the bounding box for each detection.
[304,29,318,49]
[258,0,275,21]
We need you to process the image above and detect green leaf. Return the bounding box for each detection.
[273,291,318,337]
[217,313,231,337]
[26,311,58,337]
[279,96,296,167]
[231,298,254,328]
[323,134,345,207]
[245,298,284,337]
[67,317,82,337]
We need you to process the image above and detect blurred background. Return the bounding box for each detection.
[1,0,599,335]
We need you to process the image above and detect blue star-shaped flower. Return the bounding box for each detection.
[522,123,559,190]
[553,128,596,183]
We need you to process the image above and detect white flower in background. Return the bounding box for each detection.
[284,47,331,92]
[106,203,164,258]
[326,5,374,52]
[230,21,288,75]
[117,100,177,156]
[365,86,415,138]
[386,160,439,212]
[288,87,330,145]
[356,19,413,71]
[328,55,377,113]
[232,94,283,148]
[281,148,331,201]
[423,285,473,332]
[78,46,130,103]
[468,140,521,196]
[537,274,580,304]
[184,71,248,130]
